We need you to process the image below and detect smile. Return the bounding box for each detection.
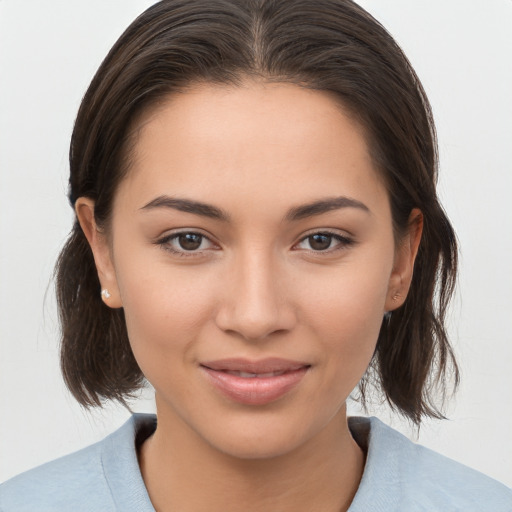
[224,370,287,378]
[200,358,310,405]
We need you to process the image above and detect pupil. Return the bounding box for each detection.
[179,233,202,250]
[310,234,331,250]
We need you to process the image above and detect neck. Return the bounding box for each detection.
[139,404,364,512]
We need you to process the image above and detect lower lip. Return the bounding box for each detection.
[201,366,309,405]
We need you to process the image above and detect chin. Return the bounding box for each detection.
[210,426,309,461]
[192,405,337,462]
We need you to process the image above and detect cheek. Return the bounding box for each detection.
[114,256,217,375]
[300,256,392,379]
[305,254,391,332]
[314,288,384,361]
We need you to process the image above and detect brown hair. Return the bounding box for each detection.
[56,0,458,424]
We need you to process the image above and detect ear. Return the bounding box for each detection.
[75,198,123,308]
[385,208,423,312]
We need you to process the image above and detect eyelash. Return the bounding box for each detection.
[294,230,355,254]
[155,230,355,258]
[156,231,217,258]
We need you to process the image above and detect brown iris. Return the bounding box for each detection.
[308,234,333,251]
[178,233,203,250]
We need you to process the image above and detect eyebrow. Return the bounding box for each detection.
[140,196,230,221]
[284,196,370,221]
[140,195,370,222]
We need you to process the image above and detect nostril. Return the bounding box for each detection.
[215,309,296,342]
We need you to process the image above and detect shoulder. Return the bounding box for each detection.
[0,414,156,512]
[0,435,113,512]
[349,416,512,512]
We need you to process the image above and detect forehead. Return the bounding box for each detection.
[117,81,388,217]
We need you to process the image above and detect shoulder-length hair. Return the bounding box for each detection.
[56,0,458,425]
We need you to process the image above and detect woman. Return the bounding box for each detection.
[1,0,511,510]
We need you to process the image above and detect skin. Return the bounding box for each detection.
[77,81,422,512]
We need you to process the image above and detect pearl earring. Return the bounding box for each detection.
[101,289,111,300]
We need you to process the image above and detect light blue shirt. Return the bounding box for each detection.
[1,414,511,511]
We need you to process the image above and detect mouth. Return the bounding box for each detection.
[200,358,310,405]
[222,370,289,378]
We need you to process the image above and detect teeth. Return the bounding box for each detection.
[225,370,286,378]
[239,371,257,378]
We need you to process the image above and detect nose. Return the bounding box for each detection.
[214,249,297,341]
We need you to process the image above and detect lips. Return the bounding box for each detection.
[200,358,310,405]
[224,370,287,378]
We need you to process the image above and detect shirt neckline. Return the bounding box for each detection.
[100,413,398,512]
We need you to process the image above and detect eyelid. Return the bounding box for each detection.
[292,229,355,252]
[155,228,220,257]
[154,227,355,258]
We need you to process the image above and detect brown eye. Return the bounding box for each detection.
[295,231,354,253]
[157,230,217,257]
[308,233,333,251]
[178,233,203,250]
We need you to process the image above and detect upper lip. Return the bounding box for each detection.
[201,358,310,374]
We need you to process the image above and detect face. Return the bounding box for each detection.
[79,81,419,459]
